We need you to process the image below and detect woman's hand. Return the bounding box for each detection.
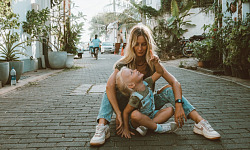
[174,103,187,128]
[116,114,124,135]
[150,50,160,64]
[121,128,135,138]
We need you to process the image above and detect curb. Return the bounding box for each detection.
[0,69,63,95]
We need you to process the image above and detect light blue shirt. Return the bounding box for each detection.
[92,38,101,47]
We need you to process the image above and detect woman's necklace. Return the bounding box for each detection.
[136,60,147,66]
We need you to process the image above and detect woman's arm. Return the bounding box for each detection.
[161,65,187,127]
[106,69,122,128]
[150,51,163,82]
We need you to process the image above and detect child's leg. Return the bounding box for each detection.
[130,110,157,130]
[152,107,174,124]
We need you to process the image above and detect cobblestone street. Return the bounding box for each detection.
[0,52,249,150]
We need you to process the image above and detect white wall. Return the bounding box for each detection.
[183,8,215,38]
[242,2,250,20]
[10,0,50,71]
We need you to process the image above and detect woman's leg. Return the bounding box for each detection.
[90,92,114,146]
[188,110,203,124]
[96,92,114,124]
[154,85,220,139]
[154,85,196,119]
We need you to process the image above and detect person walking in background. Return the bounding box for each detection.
[92,35,101,52]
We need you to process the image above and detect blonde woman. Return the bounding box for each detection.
[90,24,220,146]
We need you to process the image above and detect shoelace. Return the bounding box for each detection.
[202,121,214,131]
[162,124,171,131]
[94,126,105,137]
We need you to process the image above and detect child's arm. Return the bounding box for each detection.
[150,50,163,82]
[122,104,135,138]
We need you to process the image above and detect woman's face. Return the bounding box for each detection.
[134,35,147,57]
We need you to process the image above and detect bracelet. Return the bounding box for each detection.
[175,99,184,104]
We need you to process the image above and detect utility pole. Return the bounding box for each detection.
[142,0,146,25]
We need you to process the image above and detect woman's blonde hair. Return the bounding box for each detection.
[116,67,134,97]
[114,24,157,74]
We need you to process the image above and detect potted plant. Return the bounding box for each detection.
[62,13,84,68]
[189,39,212,68]
[0,3,30,85]
[23,1,84,69]
[23,6,67,69]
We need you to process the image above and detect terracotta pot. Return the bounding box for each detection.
[197,61,203,67]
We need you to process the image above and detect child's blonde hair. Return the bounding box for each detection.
[116,67,134,97]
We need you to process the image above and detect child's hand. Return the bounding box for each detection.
[150,50,160,64]
[121,128,135,138]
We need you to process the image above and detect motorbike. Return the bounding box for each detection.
[91,47,99,60]
[179,35,205,57]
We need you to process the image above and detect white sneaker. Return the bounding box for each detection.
[136,126,148,136]
[158,122,178,133]
[90,124,110,146]
[193,119,221,140]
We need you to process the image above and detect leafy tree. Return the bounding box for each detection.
[133,0,195,56]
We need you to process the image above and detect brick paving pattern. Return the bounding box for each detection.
[0,52,249,149]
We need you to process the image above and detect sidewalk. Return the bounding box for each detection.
[0,68,63,95]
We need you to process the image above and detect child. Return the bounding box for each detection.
[116,52,178,138]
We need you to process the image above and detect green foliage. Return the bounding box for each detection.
[189,39,213,62]
[22,8,53,49]
[152,0,195,56]
[23,4,85,54]
[224,15,250,70]
[0,2,29,61]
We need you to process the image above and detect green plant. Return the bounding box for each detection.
[179,60,186,68]
[23,2,85,54]
[154,0,195,56]
[61,12,85,55]
[189,39,212,62]
[0,2,29,61]
[225,15,250,71]
[22,8,55,50]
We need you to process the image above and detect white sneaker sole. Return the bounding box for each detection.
[90,131,111,146]
[193,126,220,140]
[136,127,147,136]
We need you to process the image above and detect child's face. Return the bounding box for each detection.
[122,68,144,85]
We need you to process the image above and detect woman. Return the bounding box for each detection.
[90,24,220,146]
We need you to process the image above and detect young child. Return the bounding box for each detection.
[115,52,178,138]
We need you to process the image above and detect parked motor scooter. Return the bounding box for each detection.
[180,35,205,57]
